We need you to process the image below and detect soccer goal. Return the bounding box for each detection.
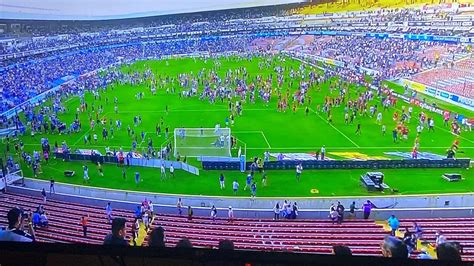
[174,128,232,158]
[0,169,24,190]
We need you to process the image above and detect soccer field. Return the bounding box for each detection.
[3,55,473,197]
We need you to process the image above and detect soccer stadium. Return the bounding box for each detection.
[0,0,473,265]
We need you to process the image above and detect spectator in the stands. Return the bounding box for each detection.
[36,204,44,215]
[336,202,344,224]
[0,208,35,242]
[105,202,113,223]
[332,245,352,256]
[148,201,154,218]
[49,179,55,194]
[80,215,88,237]
[32,211,41,228]
[228,206,234,222]
[362,200,373,219]
[381,236,408,258]
[402,227,416,255]
[187,206,193,220]
[134,206,142,219]
[177,198,183,215]
[413,222,423,240]
[387,215,400,236]
[40,212,48,227]
[290,202,299,219]
[273,202,280,220]
[329,206,339,224]
[149,227,165,247]
[348,201,356,218]
[131,218,139,246]
[436,242,462,261]
[210,205,217,221]
[41,188,47,203]
[176,238,193,248]
[103,217,128,246]
[435,231,447,247]
[218,239,234,250]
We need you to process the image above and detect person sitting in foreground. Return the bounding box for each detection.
[381,236,408,258]
[103,218,128,246]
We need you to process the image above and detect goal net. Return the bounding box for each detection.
[0,170,24,190]
[174,128,231,158]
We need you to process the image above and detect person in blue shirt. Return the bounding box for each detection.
[244,173,252,191]
[135,172,140,186]
[387,215,400,236]
[219,173,225,189]
[250,182,257,200]
[32,212,41,228]
[134,206,142,219]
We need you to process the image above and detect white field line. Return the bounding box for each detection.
[260,131,272,149]
[309,107,360,148]
[113,108,271,113]
[20,143,474,150]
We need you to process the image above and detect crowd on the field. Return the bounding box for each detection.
[0,1,472,118]
[0,37,256,113]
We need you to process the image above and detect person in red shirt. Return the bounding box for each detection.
[80,215,88,237]
[393,112,399,121]
[452,139,460,150]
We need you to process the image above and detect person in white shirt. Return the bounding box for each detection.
[273,203,281,220]
[177,198,183,215]
[148,201,154,217]
[228,206,234,222]
[142,211,149,230]
[295,163,303,182]
[232,180,239,195]
[417,125,422,134]
[210,205,217,221]
[435,231,446,247]
[160,163,166,180]
[169,163,174,177]
[428,119,435,132]
[377,112,383,124]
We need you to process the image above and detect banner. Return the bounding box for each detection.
[396,78,474,111]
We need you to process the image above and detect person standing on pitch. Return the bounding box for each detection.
[219,173,225,189]
[160,163,166,180]
[169,163,175,178]
[295,163,303,182]
[135,172,140,186]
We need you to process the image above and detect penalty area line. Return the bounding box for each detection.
[260,131,272,149]
[309,108,360,148]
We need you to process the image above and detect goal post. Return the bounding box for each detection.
[174,128,232,158]
[0,170,24,191]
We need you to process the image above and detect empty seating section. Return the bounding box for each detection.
[1,192,473,261]
[412,67,474,98]
[0,192,135,245]
[152,213,386,255]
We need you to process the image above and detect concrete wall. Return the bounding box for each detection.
[4,178,473,220]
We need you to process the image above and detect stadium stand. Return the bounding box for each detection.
[412,66,474,99]
[1,192,474,261]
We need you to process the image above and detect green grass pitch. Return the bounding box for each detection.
[2,55,473,197]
